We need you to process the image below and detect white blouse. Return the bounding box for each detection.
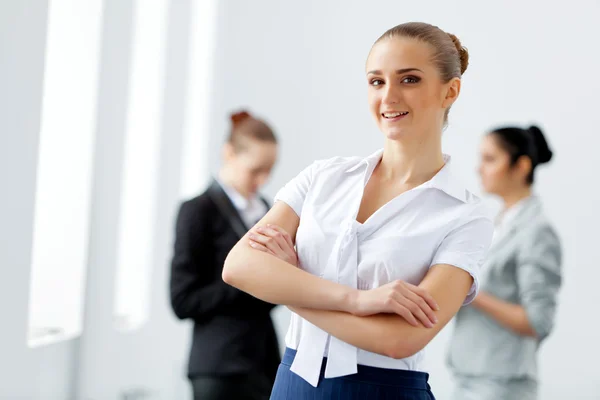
[273,149,494,387]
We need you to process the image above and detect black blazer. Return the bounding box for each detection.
[169,180,280,381]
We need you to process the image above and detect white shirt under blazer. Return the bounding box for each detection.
[273,149,495,387]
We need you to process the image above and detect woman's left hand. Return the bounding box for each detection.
[248,224,298,267]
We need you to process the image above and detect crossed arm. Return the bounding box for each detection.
[289,263,471,359]
[223,201,476,358]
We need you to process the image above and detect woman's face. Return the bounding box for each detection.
[366,37,460,142]
[479,134,524,196]
[224,138,277,198]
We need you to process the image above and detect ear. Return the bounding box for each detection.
[515,155,532,181]
[441,77,461,108]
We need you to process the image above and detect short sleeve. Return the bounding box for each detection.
[273,160,322,217]
[430,202,494,305]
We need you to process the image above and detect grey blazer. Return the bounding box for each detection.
[447,196,562,380]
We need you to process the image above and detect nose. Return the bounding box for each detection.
[477,164,486,181]
[382,82,400,105]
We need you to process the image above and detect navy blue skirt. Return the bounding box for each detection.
[270,348,436,399]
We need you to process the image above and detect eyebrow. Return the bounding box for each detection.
[367,68,423,75]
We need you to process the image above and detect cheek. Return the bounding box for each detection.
[411,85,443,113]
[479,163,494,179]
[235,168,251,184]
[368,91,381,114]
[417,89,440,111]
[487,167,509,186]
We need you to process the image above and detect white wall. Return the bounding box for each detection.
[209,1,600,399]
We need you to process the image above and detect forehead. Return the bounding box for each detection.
[481,135,504,152]
[238,140,277,164]
[366,37,435,73]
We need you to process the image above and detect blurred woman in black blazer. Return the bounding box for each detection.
[170,110,280,400]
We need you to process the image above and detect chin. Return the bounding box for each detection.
[383,127,412,141]
[482,184,497,196]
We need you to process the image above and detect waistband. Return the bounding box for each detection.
[282,348,430,389]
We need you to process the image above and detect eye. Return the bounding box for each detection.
[370,78,384,86]
[402,76,420,84]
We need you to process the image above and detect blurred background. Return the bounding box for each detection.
[1,0,599,399]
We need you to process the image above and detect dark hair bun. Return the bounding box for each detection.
[230,110,251,126]
[528,125,552,164]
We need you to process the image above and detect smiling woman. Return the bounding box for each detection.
[223,21,493,400]
[366,24,469,142]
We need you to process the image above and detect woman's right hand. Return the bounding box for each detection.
[351,281,440,328]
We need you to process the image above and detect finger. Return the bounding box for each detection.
[266,224,295,249]
[396,281,437,324]
[260,225,295,259]
[248,239,269,253]
[256,226,296,264]
[391,302,419,327]
[405,282,439,311]
[398,295,435,328]
[401,289,438,326]
[255,226,289,250]
[249,240,280,260]
[265,225,297,264]
[248,231,285,255]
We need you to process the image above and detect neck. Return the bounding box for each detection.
[218,168,249,199]
[502,187,532,209]
[379,135,445,184]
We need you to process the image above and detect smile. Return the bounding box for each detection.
[382,111,409,120]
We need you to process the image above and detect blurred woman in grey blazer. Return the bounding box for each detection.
[448,125,561,400]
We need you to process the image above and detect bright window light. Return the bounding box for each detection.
[113,0,169,331]
[179,0,218,199]
[27,0,104,347]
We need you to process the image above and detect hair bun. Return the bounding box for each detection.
[447,33,469,75]
[528,125,553,164]
[230,110,251,126]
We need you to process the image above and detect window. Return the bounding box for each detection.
[113,0,169,331]
[179,0,218,199]
[28,0,104,347]
[112,0,218,331]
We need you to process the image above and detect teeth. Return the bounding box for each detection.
[383,112,407,118]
